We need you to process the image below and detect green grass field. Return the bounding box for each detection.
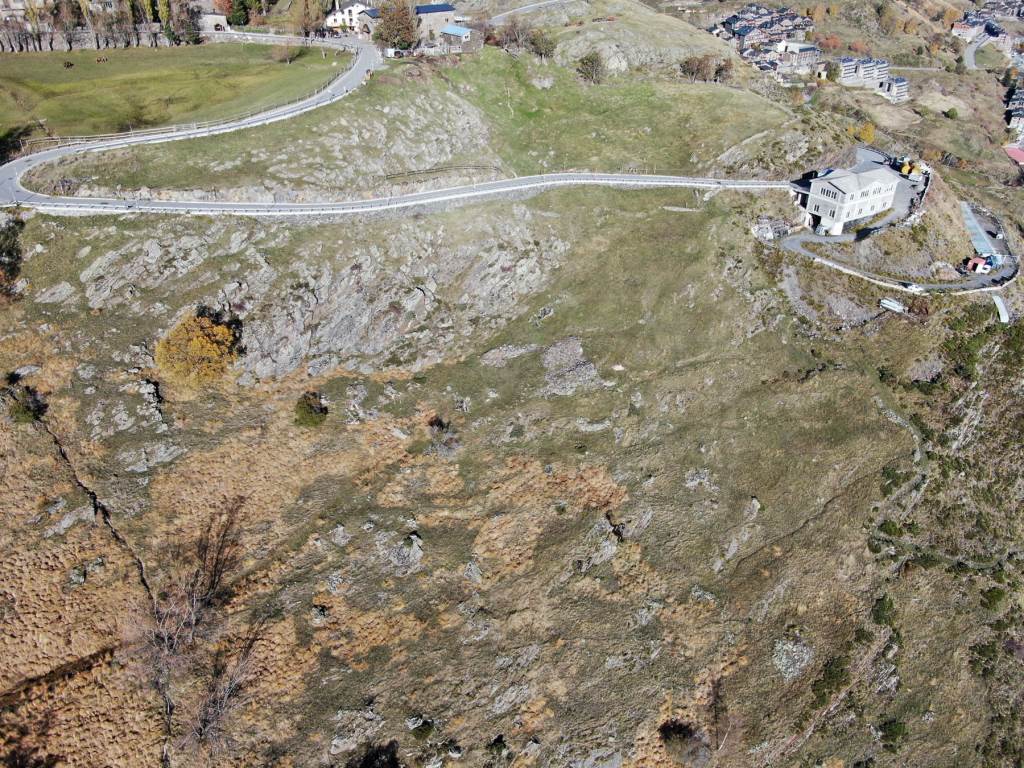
[24,47,790,196]
[0,44,344,140]
[973,44,1007,72]
[444,49,788,175]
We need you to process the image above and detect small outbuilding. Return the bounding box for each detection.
[439,23,471,50]
[440,23,471,42]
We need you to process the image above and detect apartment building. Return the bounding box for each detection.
[803,166,901,235]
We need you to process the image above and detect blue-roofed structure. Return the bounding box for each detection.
[960,202,1009,266]
[357,1,458,47]
[415,3,455,13]
[440,23,471,39]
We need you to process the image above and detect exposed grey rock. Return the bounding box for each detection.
[572,748,624,768]
[480,343,538,368]
[44,505,96,538]
[772,638,814,682]
[35,281,76,304]
[463,560,483,584]
[684,468,718,492]
[79,233,222,310]
[116,442,184,473]
[326,570,345,595]
[376,531,424,577]
[491,683,531,715]
[330,525,352,547]
[13,364,41,379]
[329,709,385,755]
[67,556,105,588]
[236,214,567,381]
[541,337,605,396]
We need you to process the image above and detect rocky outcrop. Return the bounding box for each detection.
[235,209,568,381]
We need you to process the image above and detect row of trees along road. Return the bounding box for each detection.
[0,0,329,52]
[0,0,202,51]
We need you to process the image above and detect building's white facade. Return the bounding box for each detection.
[805,167,899,235]
[325,0,368,31]
[775,39,821,73]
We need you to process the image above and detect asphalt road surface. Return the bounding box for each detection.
[781,230,1018,295]
[964,36,989,71]
[0,32,1015,296]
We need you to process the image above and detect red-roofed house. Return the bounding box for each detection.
[1005,146,1024,166]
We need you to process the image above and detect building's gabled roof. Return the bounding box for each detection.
[813,166,899,196]
[415,2,455,13]
[361,7,380,17]
[336,0,366,10]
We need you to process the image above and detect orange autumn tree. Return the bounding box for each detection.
[156,313,237,384]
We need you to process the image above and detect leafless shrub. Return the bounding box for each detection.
[181,614,268,754]
[270,44,300,63]
[498,16,532,50]
[123,497,249,762]
[143,496,246,659]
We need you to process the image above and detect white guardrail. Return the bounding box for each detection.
[19,32,363,154]
[13,174,792,217]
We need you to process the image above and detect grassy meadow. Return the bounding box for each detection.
[0,43,342,140]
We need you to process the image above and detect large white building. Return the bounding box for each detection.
[325,0,368,32]
[804,166,900,235]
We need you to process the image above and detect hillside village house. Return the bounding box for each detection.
[325,0,368,31]
[802,166,900,235]
[715,4,814,47]
[358,2,456,44]
[775,40,821,74]
[439,22,471,50]
[709,4,814,75]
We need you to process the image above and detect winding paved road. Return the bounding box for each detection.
[781,231,1018,295]
[0,31,789,217]
[0,32,1016,297]
[964,35,988,71]
[5,173,790,216]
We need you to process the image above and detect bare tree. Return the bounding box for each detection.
[133,0,157,45]
[54,0,79,50]
[124,497,250,765]
[498,15,531,50]
[680,54,717,82]
[23,0,44,50]
[182,615,268,754]
[290,0,325,39]
[77,0,99,47]
[0,17,23,52]
[168,0,200,43]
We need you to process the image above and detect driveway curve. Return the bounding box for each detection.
[964,36,988,71]
[781,230,1018,295]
